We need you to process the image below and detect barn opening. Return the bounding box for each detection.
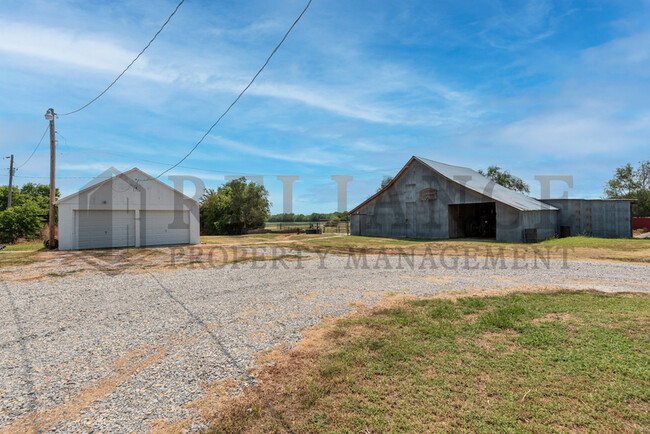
[448,202,496,239]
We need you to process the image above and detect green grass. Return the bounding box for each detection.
[209,291,650,433]
[2,241,45,251]
[540,235,649,249]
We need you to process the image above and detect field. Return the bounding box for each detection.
[208,290,650,433]
[272,234,650,264]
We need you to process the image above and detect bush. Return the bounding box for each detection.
[0,200,45,243]
[200,178,270,235]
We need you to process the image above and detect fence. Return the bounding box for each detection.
[632,217,650,231]
[264,221,350,234]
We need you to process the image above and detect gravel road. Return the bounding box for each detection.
[1,251,648,432]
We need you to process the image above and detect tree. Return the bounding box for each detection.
[0,200,45,243]
[604,161,650,217]
[200,178,270,235]
[0,186,20,210]
[0,183,59,218]
[478,166,530,194]
[377,176,394,192]
[0,183,59,242]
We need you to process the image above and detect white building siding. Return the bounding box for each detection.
[56,169,200,250]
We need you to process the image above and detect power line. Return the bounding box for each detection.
[15,124,50,170]
[59,0,185,117]
[155,0,313,180]
[60,145,401,177]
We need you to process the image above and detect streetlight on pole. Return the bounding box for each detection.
[45,108,56,249]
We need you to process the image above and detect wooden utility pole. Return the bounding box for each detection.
[6,154,14,208]
[46,108,56,249]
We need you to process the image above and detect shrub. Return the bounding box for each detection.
[0,200,45,243]
[200,178,270,235]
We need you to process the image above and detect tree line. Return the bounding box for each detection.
[267,212,349,222]
[0,183,59,243]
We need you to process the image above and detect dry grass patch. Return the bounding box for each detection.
[273,235,650,265]
[0,251,43,268]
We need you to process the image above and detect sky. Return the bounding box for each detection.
[1,0,649,214]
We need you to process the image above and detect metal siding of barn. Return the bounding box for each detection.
[349,158,564,242]
[541,199,633,238]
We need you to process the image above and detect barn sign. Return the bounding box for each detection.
[419,188,438,201]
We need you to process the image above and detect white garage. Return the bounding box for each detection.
[56,168,200,250]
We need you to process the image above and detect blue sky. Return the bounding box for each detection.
[1,0,649,213]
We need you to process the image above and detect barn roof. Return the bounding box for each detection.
[55,168,199,205]
[349,156,558,214]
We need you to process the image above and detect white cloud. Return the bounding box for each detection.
[581,30,650,74]
[477,0,563,49]
[0,18,481,128]
[210,136,347,167]
[492,111,647,154]
[0,21,141,75]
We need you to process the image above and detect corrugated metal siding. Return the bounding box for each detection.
[541,199,632,238]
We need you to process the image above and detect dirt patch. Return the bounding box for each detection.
[531,313,579,324]
[0,245,302,281]
[278,238,650,266]
[150,378,240,433]
[433,285,570,301]
[474,331,520,352]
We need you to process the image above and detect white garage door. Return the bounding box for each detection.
[75,210,136,249]
[141,210,190,246]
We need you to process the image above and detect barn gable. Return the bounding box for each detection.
[350,157,556,215]
[349,157,558,242]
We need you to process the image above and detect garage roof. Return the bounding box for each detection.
[55,168,199,205]
[349,156,558,214]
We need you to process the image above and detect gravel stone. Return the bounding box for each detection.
[1,251,648,432]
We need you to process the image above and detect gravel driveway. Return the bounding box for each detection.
[1,251,649,432]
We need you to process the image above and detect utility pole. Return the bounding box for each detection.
[45,108,56,249]
[6,154,14,208]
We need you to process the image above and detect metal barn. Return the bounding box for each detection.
[349,157,559,243]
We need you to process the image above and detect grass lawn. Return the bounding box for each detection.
[1,241,45,251]
[540,235,649,249]
[209,290,650,433]
[277,235,650,264]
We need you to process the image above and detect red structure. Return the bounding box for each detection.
[632,217,650,231]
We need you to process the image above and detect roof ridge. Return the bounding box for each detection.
[55,168,199,205]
